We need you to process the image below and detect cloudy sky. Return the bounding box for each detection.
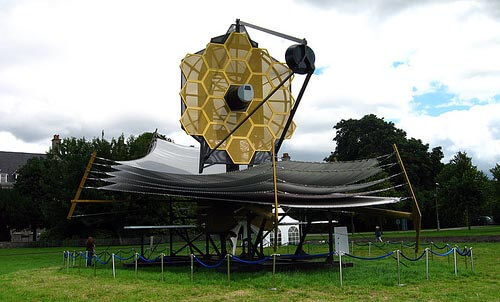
[1,0,499,173]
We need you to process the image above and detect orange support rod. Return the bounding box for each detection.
[392,144,422,253]
[67,151,97,220]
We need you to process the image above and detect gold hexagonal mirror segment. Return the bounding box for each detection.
[247,48,274,74]
[285,121,296,139]
[248,74,273,100]
[204,43,229,70]
[203,71,230,97]
[180,54,208,81]
[225,59,251,85]
[225,32,252,59]
[268,62,293,88]
[225,111,253,137]
[203,98,229,123]
[204,123,230,149]
[180,108,209,136]
[268,88,294,114]
[180,81,209,108]
[227,137,255,165]
[249,125,275,151]
[268,113,288,138]
[247,101,273,125]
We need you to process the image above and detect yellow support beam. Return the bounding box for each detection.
[352,207,413,220]
[271,143,279,254]
[66,151,97,220]
[392,144,422,253]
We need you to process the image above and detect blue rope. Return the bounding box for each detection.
[344,251,395,260]
[80,252,90,260]
[138,254,160,263]
[429,248,454,257]
[456,247,471,257]
[95,254,111,265]
[231,255,271,265]
[400,250,426,262]
[193,256,226,269]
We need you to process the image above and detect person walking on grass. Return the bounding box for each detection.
[86,236,95,266]
[375,226,383,242]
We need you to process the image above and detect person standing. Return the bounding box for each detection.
[375,226,383,242]
[86,236,95,266]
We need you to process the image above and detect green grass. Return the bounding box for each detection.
[0,240,499,301]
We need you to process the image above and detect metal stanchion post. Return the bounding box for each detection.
[85,251,88,268]
[339,252,343,287]
[112,254,116,279]
[425,248,429,280]
[397,250,401,286]
[66,251,70,273]
[226,254,231,282]
[190,254,194,281]
[470,248,474,272]
[368,242,371,256]
[271,253,277,290]
[453,247,457,276]
[135,253,138,278]
[73,250,76,267]
[93,254,96,277]
[161,253,164,282]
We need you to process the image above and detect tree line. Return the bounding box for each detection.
[0,132,178,241]
[1,115,498,241]
[326,114,499,231]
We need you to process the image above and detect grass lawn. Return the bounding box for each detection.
[0,239,499,301]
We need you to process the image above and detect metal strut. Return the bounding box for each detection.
[237,19,307,45]
[275,71,313,154]
[392,144,422,253]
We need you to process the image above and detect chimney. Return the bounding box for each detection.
[281,153,291,161]
[51,134,61,155]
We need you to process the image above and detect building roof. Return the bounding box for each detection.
[0,151,46,182]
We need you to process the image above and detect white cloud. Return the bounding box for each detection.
[0,0,499,172]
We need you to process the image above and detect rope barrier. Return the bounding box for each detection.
[400,250,426,262]
[113,254,136,261]
[193,256,227,269]
[138,254,161,263]
[95,254,112,265]
[230,255,271,265]
[344,251,395,260]
[429,248,455,257]
[61,240,472,273]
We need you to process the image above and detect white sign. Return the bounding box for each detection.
[334,226,349,255]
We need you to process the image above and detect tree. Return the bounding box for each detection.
[12,132,171,240]
[487,164,500,223]
[0,188,33,241]
[436,152,489,229]
[325,114,445,229]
